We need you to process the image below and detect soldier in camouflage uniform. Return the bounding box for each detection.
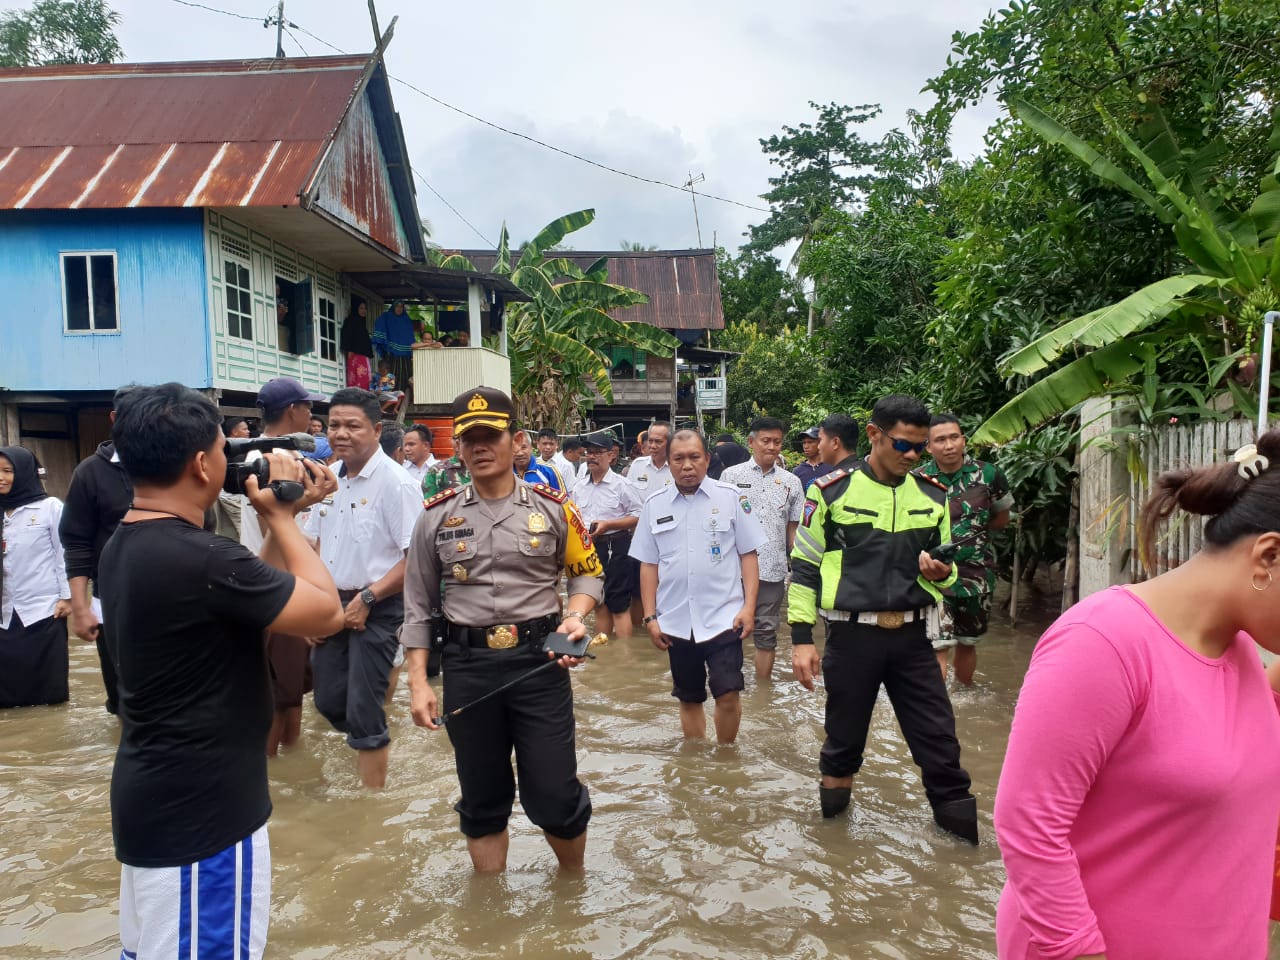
[421,446,470,499]
[916,413,1013,686]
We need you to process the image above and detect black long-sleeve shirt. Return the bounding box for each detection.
[59,441,133,596]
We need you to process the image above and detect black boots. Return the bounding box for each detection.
[819,785,852,819]
[933,796,979,845]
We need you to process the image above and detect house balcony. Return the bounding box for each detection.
[411,346,511,407]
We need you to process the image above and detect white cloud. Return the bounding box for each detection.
[110,0,1004,251]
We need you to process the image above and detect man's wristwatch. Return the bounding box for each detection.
[563,610,586,622]
[641,614,659,625]
[359,588,376,607]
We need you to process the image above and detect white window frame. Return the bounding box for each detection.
[223,256,253,342]
[60,251,120,335]
[317,293,338,362]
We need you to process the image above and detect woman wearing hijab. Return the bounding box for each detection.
[0,446,72,707]
[341,299,374,390]
[371,300,415,408]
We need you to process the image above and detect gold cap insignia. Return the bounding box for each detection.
[467,393,489,412]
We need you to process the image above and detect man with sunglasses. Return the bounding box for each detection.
[788,394,978,844]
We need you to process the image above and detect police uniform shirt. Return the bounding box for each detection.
[401,481,604,648]
[625,455,673,498]
[628,476,768,643]
[719,460,805,583]
[573,469,642,531]
[302,447,424,590]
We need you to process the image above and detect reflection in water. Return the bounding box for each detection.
[4,599,1279,959]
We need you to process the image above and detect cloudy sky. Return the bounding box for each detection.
[107,0,1001,253]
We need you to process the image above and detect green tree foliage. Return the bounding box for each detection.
[0,0,121,66]
[746,101,886,254]
[716,248,807,335]
[437,210,677,430]
[721,323,814,427]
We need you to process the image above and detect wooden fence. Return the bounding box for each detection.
[1123,418,1267,578]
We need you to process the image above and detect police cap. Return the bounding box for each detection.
[451,386,515,437]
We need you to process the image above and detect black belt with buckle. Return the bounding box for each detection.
[447,614,560,650]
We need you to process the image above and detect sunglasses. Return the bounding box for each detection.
[884,433,928,455]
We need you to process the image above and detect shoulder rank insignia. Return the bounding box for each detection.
[531,482,568,504]
[917,473,948,492]
[424,487,461,509]
[813,469,847,489]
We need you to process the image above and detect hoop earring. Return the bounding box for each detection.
[1252,570,1273,592]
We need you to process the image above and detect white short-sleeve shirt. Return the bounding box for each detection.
[2,497,70,626]
[574,469,642,528]
[625,455,673,499]
[629,476,768,642]
[303,447,424,590]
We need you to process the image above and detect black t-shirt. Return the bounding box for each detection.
[99,517,295,867]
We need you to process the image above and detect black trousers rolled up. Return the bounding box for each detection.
[819,619,972,808]
[312,595,402,750]
[442,643,590,840]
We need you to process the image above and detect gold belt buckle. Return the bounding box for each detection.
[486,624,518,649]
[875,611,905,629]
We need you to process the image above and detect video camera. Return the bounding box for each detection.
[222,432,316,502]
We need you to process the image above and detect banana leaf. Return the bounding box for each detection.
[1001,274,1222,376]
[975,339,1159,445]
[517,209,595,270]
[1010,99,1171,223]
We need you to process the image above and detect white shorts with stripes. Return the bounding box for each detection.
[118,824,270,960]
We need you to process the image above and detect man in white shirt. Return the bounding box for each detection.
[720,416,805,682]
[625,421,673,499]
[303,387,424,788]
[536,428,576,496]
[402,424,437,488]
[629,429,766,744]
[243,376,326,756]
[573,431,642,638]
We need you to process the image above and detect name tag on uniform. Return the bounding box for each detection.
[656,515,674,525]
[736,483,752,489]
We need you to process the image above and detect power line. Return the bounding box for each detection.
[162,0,774,217]
[412,170,493,247]
[282,25,309,56]
[167,0,260,20]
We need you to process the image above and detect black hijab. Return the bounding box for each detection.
[0,446,48,510]
[341,301,374,357]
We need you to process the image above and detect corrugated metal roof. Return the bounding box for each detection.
[457,249,724,330]
[0,56,367,211]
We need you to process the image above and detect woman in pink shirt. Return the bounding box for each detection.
[995,430,1280,960]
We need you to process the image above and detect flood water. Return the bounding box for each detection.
[4,593,1280,959]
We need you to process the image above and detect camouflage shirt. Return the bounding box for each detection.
[916,456,1013,598]
[421,456,470,500]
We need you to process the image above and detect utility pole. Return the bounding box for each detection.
[683,172,705,248]
[274,0,284,57]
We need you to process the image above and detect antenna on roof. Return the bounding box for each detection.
[683,172,705,248]
[368,0,382,50]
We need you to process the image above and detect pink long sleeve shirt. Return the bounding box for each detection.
[995,586,1280,960]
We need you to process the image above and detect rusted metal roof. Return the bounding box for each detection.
[457,249,724,330]
[0,56,369,211]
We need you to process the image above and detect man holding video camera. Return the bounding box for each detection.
[303,387,424,789]
[98,382,343,960]
[241,376,326,756]
[402,386,603,873]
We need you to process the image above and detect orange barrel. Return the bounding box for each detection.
[414,417,455,460]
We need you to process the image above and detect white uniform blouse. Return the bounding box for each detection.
[2,497,70,628]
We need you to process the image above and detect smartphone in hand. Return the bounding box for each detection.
[544,631,592,658]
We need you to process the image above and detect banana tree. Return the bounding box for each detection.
[437,209,679,429]
[973,101,1280,444]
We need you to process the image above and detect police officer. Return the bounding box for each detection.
[401,387,604,873]
[788,394,978,844]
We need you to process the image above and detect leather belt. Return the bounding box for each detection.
[447,614,560,650]
[823,608,928,629]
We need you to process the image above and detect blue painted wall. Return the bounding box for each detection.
[0,209,210,391]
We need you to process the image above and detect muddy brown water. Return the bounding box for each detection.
[4,596,1280,959]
